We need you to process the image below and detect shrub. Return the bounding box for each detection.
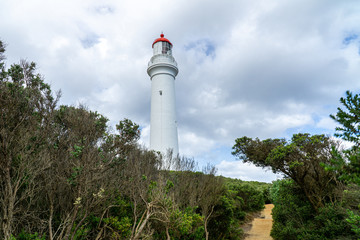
[15,231,46,240]
[270,179,355,240]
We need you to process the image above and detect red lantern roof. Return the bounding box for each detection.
[152,33,173,48]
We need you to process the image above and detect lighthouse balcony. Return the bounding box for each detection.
[148,54,177,68]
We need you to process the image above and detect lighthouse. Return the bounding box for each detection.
[147,33,179,156]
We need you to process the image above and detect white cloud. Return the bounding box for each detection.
[179,131,216,157]
[316,117,337,131]
[216,160,283,183]
[2,0,360,182]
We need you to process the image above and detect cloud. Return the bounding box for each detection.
[316,117,337,131]
[216,160,283,183]
[178,130,217,157]
[93,5,115,15]
[2,0,360,182]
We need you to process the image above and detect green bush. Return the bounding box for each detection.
[15,231,46,240]
[270,179,312,240]
[226,180,265,212]
[152,207,204,240]
[208,195,236,239]
[270,179,355,240]
[205,178,269,240]
[347,210,360,238]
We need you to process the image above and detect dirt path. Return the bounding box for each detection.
[244,204,274,240]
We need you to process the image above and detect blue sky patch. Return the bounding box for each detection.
[342,33,360,55]
[185,39,216,58]
[80,33,100,49]
[343,33,358,45]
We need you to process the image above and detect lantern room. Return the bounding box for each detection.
[152,33,173,56]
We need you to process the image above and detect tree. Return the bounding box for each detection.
[331,90,360,145]
[232,133,342,210]
[329,90,360,185]
[42,106,144,240]
[329,90,360,238]
[0,53,58,239]
[123,148,160,240]
[42,105,114,240]
[198,165,223,240]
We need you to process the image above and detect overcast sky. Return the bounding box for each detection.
[1,0,360,182]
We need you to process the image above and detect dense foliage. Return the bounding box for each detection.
[232,133,342,211]
[0,40,269,240]
[233,90,360,239]
[208,178,270,240]
[270,179,353,240]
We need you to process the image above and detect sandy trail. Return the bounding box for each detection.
[244,204,274,240]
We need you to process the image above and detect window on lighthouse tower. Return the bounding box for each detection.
[162,42,171,55]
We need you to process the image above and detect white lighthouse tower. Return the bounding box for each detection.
[147,33,179,156]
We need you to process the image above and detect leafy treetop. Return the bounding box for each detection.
[331,90,360,147]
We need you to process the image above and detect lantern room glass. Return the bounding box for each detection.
[162,42,172,55]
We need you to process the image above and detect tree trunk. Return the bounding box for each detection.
[48,201,54,240]
[204,206,214,240]
[70,213,88,240]
[64,207,79,240]
[166,226,170,240]
[2,167,14,240]
[204,222,209,240]
[95,227,104,240]
[56,213,71,240]
[131,200,137,239]
[133,208,151,240]
[303,186,323,211]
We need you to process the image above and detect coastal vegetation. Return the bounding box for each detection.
[2,38,360,240]
[233,91,360,239]
[0,40,268,240]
